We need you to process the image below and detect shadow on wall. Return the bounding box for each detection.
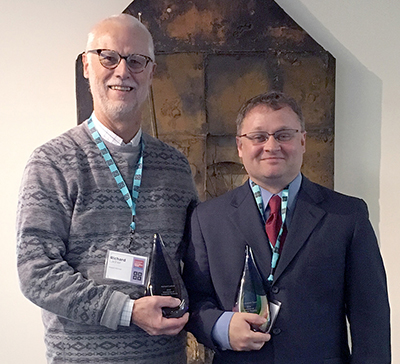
[275,0,382,239]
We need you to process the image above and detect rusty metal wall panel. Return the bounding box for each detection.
[126,0,335,195]
[150,53,206,135]
[206,135,247,199]
[140,49,334,199]
[280,52,335,188]
[204,54,273,197]
[140,53,208,200]
[124,0,325,53]
[205,54,274,135]
[77,0,335,198]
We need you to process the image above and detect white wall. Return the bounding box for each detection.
[0,1,132,363]
[275,1,400,362]
[1,0,398,362]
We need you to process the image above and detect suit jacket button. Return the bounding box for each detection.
[272,328,281,335]
[271,286,280,294]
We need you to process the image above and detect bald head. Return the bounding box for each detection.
[86,14,154,60]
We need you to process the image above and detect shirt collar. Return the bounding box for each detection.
[249,173,302,212]
[91,112,142,147]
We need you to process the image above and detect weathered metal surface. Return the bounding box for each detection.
[132,0,335,196]
[138,49,334,198]
[77,0,335,198]
[124,0,325,53]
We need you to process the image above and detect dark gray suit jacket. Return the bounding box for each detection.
[183,176,390,364]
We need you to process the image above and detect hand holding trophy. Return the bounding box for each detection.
[145,233,189,318]
[234,245,280,332]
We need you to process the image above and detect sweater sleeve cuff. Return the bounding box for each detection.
[100,290,129,330]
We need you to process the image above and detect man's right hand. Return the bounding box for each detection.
[229,312,271,351]
[131,295,189,336]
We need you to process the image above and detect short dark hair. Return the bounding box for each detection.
[236,91,305,133]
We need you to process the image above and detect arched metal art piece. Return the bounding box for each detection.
[76,0,335,202]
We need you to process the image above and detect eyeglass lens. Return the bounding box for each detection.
[98,50,149,72]
[245,129,298,143]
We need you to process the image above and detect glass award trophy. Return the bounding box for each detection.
[145,233,189,318]
[234,245,271,332]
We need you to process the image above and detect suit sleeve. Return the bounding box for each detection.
[183,207,225,351]
[345,200,391,364]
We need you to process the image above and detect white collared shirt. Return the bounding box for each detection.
[258,173,302,227]
[91,112,142,147]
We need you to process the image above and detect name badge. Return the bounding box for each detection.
[104,250,148,286]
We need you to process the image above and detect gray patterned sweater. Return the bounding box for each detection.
[16,122,198,364]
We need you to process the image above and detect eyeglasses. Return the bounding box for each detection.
[237,129,300,144]
[86,49,153,73]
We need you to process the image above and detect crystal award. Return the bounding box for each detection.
[234,245,271,332]
[145,233,189,318]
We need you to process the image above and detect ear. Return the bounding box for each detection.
[301,131,307,153]
[236,136,243,159]
[149,62,157,82]
[82,52,89,79]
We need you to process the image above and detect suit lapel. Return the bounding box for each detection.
[228,183,272,280]
[273,177,326,282]
[226,178,327,285]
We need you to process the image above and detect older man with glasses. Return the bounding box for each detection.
[17,14,198,364]
[183,91,391,364]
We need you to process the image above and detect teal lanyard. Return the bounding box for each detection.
[250,181,289,282]
[88,118,144,233]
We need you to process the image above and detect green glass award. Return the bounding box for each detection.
[234,245,271,332]
[145,233,189,318]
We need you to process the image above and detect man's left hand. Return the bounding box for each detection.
[131,295,189,335]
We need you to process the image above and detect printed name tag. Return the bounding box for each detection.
[104,250,148,286]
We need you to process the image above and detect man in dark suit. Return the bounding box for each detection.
[183,91,391,364]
